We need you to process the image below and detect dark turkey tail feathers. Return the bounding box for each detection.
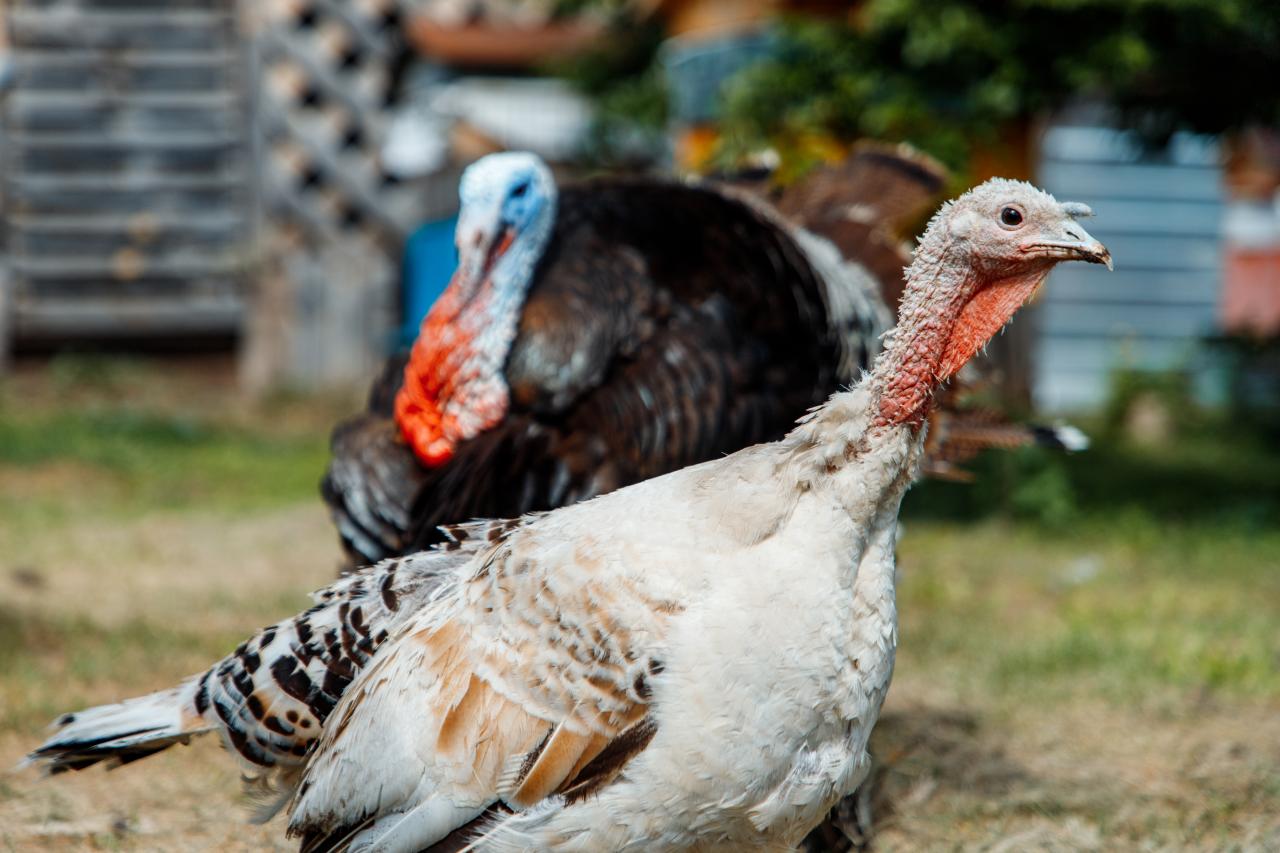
[774,141,949,236]
[731,141,949,312]
[922,405,1090,482]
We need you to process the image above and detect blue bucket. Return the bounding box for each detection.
[400,215,459,347]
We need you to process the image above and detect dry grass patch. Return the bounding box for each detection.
[0,504,337,851]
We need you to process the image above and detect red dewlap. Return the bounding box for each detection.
[394,284,479,468]
[937,273,1044,381]
[394,230,519,467]
[876,271,1044,429]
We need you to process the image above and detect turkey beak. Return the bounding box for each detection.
[1060,220,1111,270]
[1022,206,1112,270]
[455,219,516,291]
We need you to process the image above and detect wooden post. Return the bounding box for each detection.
[0,263,11,375]
[2,4,13,372]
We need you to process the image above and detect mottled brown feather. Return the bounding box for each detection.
[558,716,659,805]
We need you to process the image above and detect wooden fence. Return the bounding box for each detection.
[2,0,253,349]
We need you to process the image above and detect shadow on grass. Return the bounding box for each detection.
[800,706,1032,852]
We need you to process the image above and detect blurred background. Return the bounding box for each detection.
[0,0,1278,850]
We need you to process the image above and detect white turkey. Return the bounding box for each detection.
[28,178,1111,852]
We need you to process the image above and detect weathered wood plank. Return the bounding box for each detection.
[1037,335,1201,373]
[9,255,245,278]
[1038,161,1222,203]
[12,294,243,339]
[1041,269,1220,306]
[9,185,245,216]
[14,62,235,93]
[1037,300,1218,340]
[13,229,243,258]
[13,49,237,67]
[1068,198,1223,237]
[9,171,245,191]
[1050,233,1221,272]
[7,130,242,149]
[10,146,243,174]
[7,91,241,109]
[1041,126,1220,166]
[8,212,243,232]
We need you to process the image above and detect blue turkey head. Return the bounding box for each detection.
[454,151,557,289]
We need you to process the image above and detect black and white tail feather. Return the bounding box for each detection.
[21,523,517,816]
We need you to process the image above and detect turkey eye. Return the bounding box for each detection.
[511,182,529,198]
[1000,206,1023,227]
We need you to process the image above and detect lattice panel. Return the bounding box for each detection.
[244,0,464,389]
[255,0,427,251]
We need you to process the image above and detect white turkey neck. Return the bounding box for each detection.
[868,224,977,429]
[785,215,973,503]
[467,213,551,360]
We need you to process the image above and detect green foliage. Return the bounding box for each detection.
[1101,367,1197,436]
[546,22,670,166]
[905,409,1280,531]
[1208,333,1280,427]
[716,0,1280,169]
[551,0,635,17]
[1007,449,1079,527]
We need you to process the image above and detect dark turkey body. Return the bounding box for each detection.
[323,180,875,568]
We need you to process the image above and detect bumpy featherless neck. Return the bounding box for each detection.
[784,174,1104,503]
[783,209,974,496]
[868,228,977,429]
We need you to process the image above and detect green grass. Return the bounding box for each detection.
[2,359,1276,709]
[0,405,330,518]
[897,408,1280,705]
[0,357,345,526]
[0,605,241,729]
[0,357,1277,848]
[0,359,345,734]
[897,520,1280,705]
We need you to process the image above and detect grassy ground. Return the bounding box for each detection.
[1,357,1278,851]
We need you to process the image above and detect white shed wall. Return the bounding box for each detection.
[1035,125,1225,411]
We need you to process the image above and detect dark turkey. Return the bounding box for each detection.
[322,146,1080,570]
[323,150,901,568]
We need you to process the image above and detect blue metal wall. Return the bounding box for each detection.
[399,215,458,347]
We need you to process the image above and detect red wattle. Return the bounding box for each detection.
[937,274,1044,380]
[874,271,1047,429]
[393,258,513,468]
[394,276,470,468]
[395,393,457,467]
